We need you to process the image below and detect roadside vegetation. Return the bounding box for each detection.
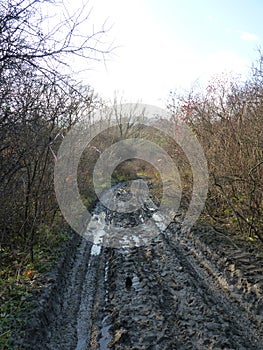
[0,1,263,348]
[167,62,263,243]
[0,0,109,347]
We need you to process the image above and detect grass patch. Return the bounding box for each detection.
[0,225,69,349]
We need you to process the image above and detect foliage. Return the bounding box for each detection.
[0,223,68,349]
[0,0,109,348]
[167,56,263,241]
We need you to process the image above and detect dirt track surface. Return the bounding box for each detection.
[23,183,263,350]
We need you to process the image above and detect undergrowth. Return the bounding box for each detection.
[0,227,68,349]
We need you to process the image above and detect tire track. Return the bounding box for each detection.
[106,230,263,349]
[23,182,263,350]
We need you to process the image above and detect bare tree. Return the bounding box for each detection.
[0,0,112,80]
[0,0,111,260]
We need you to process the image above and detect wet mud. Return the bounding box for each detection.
[23,182,263,349]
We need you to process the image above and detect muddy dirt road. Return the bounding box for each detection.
[23,182,263,349]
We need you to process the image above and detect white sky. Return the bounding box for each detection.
[62,0,263,107]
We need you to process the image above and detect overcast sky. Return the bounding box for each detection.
[66,0,263,107]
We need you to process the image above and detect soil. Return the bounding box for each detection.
[22,181,263,350]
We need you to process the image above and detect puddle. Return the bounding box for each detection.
[98,315,112,350]
[98,255,112,349]
[104,260,109,303]
[132,274,142,292]
[85,212,106,250]
[90,244,101,256]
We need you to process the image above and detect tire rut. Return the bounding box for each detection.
[106,230,262,349]
[23,182,263,350]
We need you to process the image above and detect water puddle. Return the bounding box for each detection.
[85,212,106,250]
[132,274,142,292]
[98,315,112,350]
[90,243,101,256]
[98,256,112,349]
[104,260,109,303]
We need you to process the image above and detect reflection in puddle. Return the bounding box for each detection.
[99,255,112,350]
[83,180,172,249]
[99,315,112,350]
[90,244,101,256]
[132,274,142,292]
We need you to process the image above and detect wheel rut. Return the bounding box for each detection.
[23,183,263,350]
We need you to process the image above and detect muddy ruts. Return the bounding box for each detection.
[106,233,262,350]
[22,182,263,350]
[22,236,106,350]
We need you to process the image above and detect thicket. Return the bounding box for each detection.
[0,0,109,347]
[167,58,263,242]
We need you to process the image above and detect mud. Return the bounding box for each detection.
[22,182,263,349]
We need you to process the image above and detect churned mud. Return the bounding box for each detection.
[22,182,263,350]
